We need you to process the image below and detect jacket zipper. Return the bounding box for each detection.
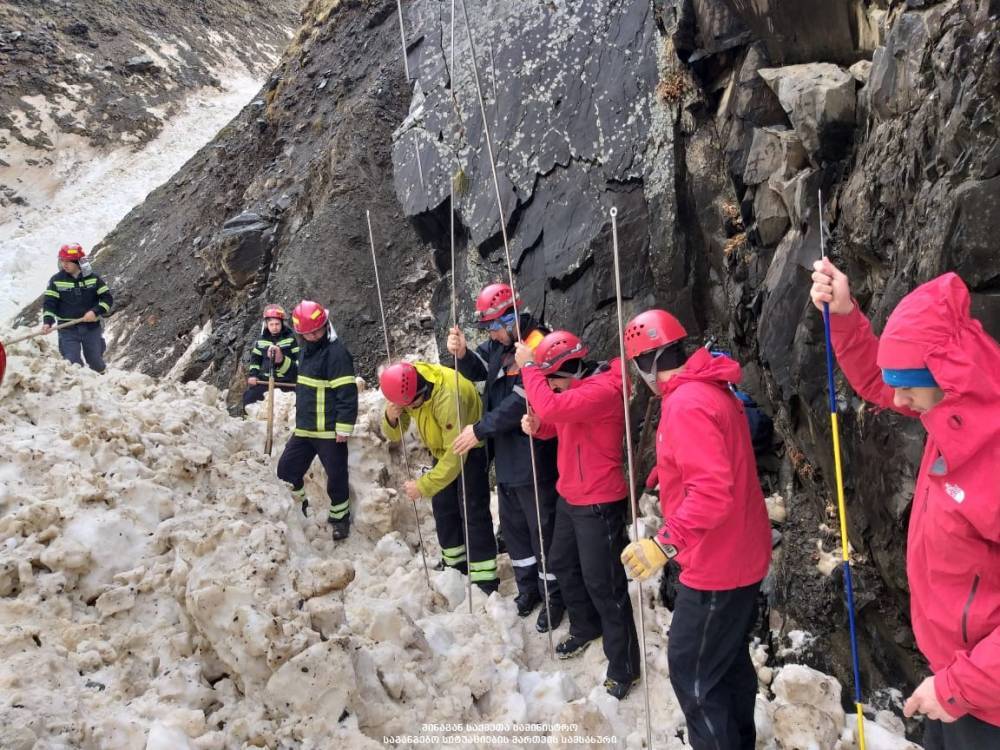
[962,574,980,644]
[576,445,584,483]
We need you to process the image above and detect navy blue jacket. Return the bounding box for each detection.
[294,332,358,439]
[43,269,112,327]
[248,324,299,383]
[455,316,558,487]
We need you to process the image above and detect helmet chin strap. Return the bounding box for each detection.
[638,368,658,391]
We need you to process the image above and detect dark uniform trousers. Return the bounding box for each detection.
[498,480,562,604]
[668,580,761,750]
[431,445,498,584]
[548,497,640,683]
[58,323,106,372]
[277,436,350,520]
[923,714,1000,749]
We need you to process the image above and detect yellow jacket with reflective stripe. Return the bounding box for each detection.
[381,362,483,497]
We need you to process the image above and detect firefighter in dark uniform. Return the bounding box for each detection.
[276,300,358,540]
[243,304,299,411]
[42,243,113,372]
[448,282,564,632]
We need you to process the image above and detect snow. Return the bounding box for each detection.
[0,331,923,749]
[0,65,263,323]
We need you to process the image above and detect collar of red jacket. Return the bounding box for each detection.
[658,347,742,397]
[877,273,1000,470]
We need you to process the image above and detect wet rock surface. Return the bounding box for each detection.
[392,0,666,350]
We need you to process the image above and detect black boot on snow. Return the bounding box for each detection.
[329,516,351,541]
[555,634,597,659]
[604,676,638,701]
[514,591,542,618]
[535,602,565,633]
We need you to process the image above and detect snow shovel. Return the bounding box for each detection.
[0,317,86,386]
[264,362,276,456]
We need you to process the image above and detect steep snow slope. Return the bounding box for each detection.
[0,68,263,322]
[0,336,920,750]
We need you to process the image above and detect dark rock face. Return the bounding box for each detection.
[391,0,689,359]
[669,0,1000,708]
[827,0,1000,615]
[723,0,882,66]
[47,0,437,394]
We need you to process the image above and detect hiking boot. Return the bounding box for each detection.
[535,602,565,633]
[604,676,639,700]
[556,634,597,659]
[476,580,500,595]
[514,591,542,618]
[329,516,351,541]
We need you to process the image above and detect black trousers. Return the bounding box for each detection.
[58,323,106,372]
[431,446,498,584]
[548,497,639,683]
[923,714,1000,749]
[668,580,761,750]
[276,435,350,519]
[498,480,562,604]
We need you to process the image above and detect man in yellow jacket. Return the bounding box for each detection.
[380,361,499,593]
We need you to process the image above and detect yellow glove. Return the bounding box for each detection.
[621,538,673,581]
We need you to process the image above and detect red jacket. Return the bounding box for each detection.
[522,359,628,505]
[650,347,772,590]
[830,273,1000,725]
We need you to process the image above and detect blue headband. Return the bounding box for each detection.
[882,367,938,388]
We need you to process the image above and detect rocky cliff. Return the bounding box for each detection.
[26,0,1000,722]
[35,0,438,390]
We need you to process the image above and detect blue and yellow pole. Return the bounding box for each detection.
[818,190,866,749]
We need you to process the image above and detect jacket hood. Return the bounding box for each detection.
[877,273,1000,470]
[660,348,741,397]
[580,357,623,389]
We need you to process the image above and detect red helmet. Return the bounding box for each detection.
[58,243,85,262]
[262,304,286,321]
[533,331,589,376]
[623,309,687,359]
[380,362,420,405]
[291,300,328,334]
[475,283,521,325]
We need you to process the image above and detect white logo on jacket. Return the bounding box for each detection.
[945,483,966,503]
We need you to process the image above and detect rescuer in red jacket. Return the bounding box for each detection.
[812,263,1000,749]
[516,330,641,700]
[618,309,771,750]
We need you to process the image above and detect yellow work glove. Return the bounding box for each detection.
[621,538,673,581]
